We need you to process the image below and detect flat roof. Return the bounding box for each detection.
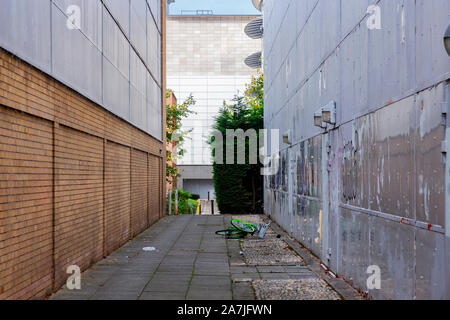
[167,14,261,17]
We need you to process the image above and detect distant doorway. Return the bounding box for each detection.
[183,179,215,199]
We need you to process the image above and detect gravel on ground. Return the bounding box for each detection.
[253,279,342,300]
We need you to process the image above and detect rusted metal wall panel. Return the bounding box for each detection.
[264,0,450,299]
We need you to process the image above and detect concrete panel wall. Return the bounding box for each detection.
[0,0,163,140]
[263,0,450,299]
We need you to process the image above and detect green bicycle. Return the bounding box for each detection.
[215,219,259,239]
[215,227,247,239]
[231,219,258,234]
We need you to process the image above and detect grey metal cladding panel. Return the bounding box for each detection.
[340,0,371,37]
[415,84,446,226]
[52,4,102,105]
[157,34,161,85]
[130,85,147,131]
[293,53,340,136]
[130,0,147,59]
[415,229,448,299]
[340,119,370,209]
[369,215,415,300]
[415,0,450,89]
[147,72,161,140]
[298,75,326,139]
[130,50,146,92]
[147,0,161,30]
[368,96,415,219]
[367,0,416,113]
[339,24,369,124]
[274,191,288,232]
[130,50,147,130]
[295,143,305,195]
[0,0,51,73]
[338,208,370,293]
[280,151,288,192]
[103,0,130,36]
[277,3,295,65]
[103,57,130,120]
[147,9,160,85]
[53,0,103,49]
[305,136,322,199]
[103,9,129,78]
[309,0,340,69]
[146,72,152,134]
[295,0,318,36]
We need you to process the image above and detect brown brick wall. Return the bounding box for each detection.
[131,149,149,237]
[54,125,104,289]
[0,108,53,300]
[148,155,161,225]
[0,48,165,299]
[105,141,131,255]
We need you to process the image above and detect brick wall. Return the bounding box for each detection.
[0,48,165,299]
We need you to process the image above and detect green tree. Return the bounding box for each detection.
[210,72,264,214]
[166,90,196,184]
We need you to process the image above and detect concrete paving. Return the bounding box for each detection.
[51,215,359,300]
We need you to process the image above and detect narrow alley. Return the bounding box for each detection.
[51,215,358,300]
[1,0,449,305]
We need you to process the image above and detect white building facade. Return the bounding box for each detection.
[167,13,261,198]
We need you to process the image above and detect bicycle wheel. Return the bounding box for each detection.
[215,228,247,239]
[215,228,239,236]
[226,231,247,239]
[231,219,257,234]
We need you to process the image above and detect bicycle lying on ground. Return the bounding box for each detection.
[215,219,269,239]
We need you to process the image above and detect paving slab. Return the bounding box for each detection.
[232,282,256,300]
[51,214,358,300]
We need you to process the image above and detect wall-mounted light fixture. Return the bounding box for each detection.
[314,101,337,129]
[444,22,450,56]
[321,101,336,125]
[314,111,326,129]
[283,130,292,145]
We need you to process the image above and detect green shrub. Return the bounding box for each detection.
[166,189,198,215]
[210,73,264,215]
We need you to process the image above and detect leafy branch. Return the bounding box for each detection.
[166,90,196,183]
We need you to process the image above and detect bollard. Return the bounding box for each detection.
[168,189,172,215]
[196,199,201,215]
[175,189,178,215]
[211,200,214,215]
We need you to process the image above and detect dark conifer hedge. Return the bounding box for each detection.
[210,73,264,214]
